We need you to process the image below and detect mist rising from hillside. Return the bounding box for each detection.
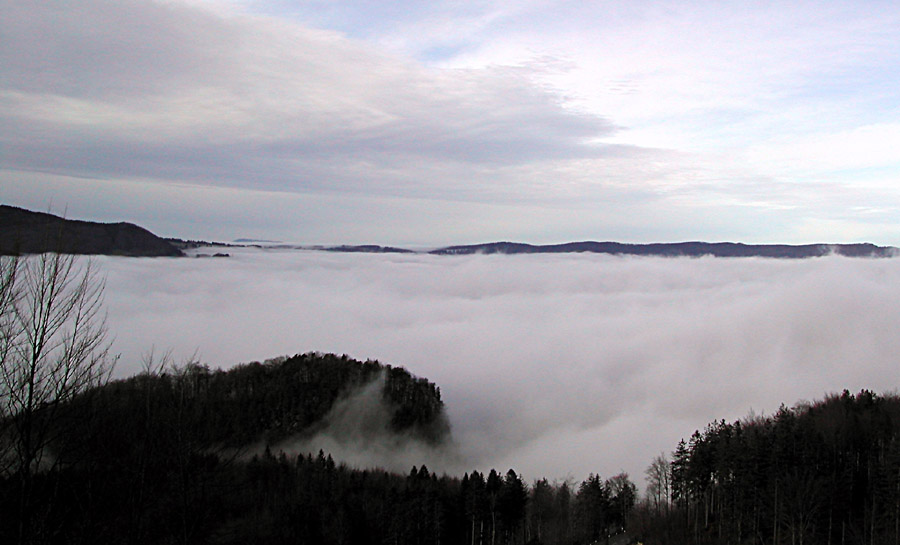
[274,374,464,474]
[98,248,900,483]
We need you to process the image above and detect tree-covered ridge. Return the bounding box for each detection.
[227,453,635,545]
[636,389,900,545]
[0,205,184,257]
[1,348,637,544]
[92,352,449,448]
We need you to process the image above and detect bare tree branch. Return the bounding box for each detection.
[0,251,115,542]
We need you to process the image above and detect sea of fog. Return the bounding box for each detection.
[97,247,900,488]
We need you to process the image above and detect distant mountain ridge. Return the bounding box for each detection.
[428,240,898,258]
[0,205,183,257]
[187,239,897,258]
[322,244,416,254]
[4,204,894,258]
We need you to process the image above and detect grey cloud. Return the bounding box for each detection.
[0,0,235,99]
[97,249,900,483]
[1,0,616,200]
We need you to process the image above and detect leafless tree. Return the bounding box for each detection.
[0,255,20,475]
[0,251,115,542]
[645,453,672,516]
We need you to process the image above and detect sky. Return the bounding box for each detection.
[100,248,900,486]
[4,0,900,245]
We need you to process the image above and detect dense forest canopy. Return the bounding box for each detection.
[0,350,636,544]
[634,389,900,545]
[91,352,450,447]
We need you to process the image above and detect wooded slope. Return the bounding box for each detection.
[0,205,183,256]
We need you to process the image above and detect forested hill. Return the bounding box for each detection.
[0,205,183,256]
[2,351,640,544]
[635,389,900,545]
[430,240,897,258]
[89,352,450,447]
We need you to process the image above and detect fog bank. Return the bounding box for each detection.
[275,374,464,475]
[98,249,900,485]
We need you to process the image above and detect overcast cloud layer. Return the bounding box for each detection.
[4,0,900,244]
[100,250,900,486]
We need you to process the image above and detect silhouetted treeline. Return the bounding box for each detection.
[634,389,900,545]
[0,351,635,544]
[92,352,449,447]
[0,353,446,543]
[225,452,635,545]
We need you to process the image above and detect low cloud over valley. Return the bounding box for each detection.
[100,249,900,484]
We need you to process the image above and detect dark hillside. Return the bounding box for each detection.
[88,352,449,449]
[0,351,637,544]
[634,390,900,545]
[0,205,183,256]
[0,352,453,543]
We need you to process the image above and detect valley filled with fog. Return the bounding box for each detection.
[98,248,900,485]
